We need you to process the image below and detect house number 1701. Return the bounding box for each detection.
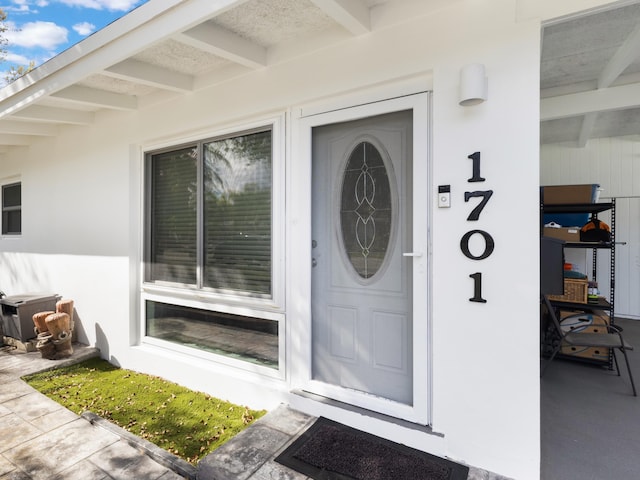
[461,152,494,303]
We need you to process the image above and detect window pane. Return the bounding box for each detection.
[146,300,278,368]
[2,211,21,234]
[203,130,272,296]
[147,147,198,284]
[2,183,20,208]
[2,183,21,235]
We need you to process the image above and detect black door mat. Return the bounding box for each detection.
[275,417,469,480]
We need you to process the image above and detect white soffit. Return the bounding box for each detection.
[214,0,339,47]
[132,39,232,75]
[0,0,442,154]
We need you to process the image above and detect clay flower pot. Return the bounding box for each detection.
[32,311,54,334]
[45,312,70,339]
[56,299,75,331]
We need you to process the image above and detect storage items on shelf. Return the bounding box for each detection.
[548,278,588,304]
[541,197,617,368]
[559,310,610,362]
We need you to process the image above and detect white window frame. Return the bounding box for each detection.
[139,115,286,378]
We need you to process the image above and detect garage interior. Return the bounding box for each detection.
[540,2,640,478]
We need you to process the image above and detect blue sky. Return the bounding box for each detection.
[1,0,147,75]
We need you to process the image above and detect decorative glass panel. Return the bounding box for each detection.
[340,141,392,279]
[147,146,198,285]
[203,130,272,295]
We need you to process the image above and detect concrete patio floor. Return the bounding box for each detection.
[0,344,188,480]
[1,343,510,480]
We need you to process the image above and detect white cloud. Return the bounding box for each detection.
[5,52,31,65]
[5,21,68,49]
[72,21,95,35]
[4,3,30,13]
[57,0,141,11]
[3,0,47,13]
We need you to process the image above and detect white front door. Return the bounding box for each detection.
[299,94,430,423]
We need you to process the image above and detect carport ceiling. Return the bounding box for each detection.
[541,1,640,146]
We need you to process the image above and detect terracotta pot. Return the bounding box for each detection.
[32,311,54,334]
[56,299,74,331]
[45,312,70,339]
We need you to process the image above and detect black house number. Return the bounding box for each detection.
[461,152,494,303]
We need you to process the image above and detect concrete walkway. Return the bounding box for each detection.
[0,344,187,480]
[1,344,509,480]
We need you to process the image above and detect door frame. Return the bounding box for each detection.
[289,92,432,425]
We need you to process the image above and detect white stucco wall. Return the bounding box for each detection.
[0,1,549,478]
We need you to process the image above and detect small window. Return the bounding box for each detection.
[2,182,21,235]
[146,300,278,369]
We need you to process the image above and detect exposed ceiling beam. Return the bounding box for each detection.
[10,105,94,125]
[577,113,598,148]
[576,22,640,145]
[104,59,194,93]
[51,86,137,110]
[598,23,640,89]
[541,82,640,121]
[0,120,58,136]
[176,23,267,69]
[309,0,370,35]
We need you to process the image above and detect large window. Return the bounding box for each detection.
[2,182,21,235]
[144,125,279,368]
[146,128,272,296]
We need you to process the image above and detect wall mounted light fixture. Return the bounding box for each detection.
[459,63,488,106]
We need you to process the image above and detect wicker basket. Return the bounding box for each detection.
[548,278,588,304]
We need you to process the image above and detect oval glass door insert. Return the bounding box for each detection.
[340,140,393,279]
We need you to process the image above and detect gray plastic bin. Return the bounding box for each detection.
[0,294,60,342]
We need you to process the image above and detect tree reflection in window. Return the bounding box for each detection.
[203,130,272,295]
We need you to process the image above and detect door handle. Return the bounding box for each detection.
[402,252,423,257]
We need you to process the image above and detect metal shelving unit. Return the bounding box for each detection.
[542,199,616,368]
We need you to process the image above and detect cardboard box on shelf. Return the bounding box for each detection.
[559,310,609,332]
[561,341,610,362]
[559,310,610,361]
[543,227,580,242]
[541,184,597,205]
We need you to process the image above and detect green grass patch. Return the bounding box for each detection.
[22,357,265,464]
